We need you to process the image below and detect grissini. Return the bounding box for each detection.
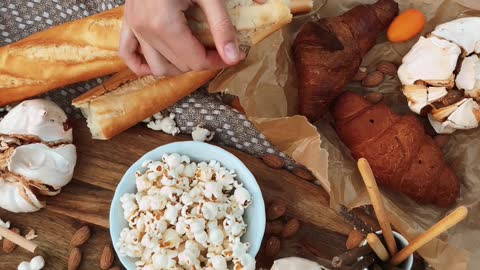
[0,0,292,107]
[72,69,219,140]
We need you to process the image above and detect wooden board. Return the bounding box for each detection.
[0,120,353,269]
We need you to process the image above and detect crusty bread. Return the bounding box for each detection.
[72,69,219,140]
[0,0,292,107]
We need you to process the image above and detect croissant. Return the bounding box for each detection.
[293,0,398,122]
[333,92,460,208]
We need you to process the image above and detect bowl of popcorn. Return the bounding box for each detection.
[110,141,266,270]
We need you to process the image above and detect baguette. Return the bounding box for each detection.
[72,69,219,140]
[0,0,292,107]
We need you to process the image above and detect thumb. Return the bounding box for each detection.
[195,0,240,65]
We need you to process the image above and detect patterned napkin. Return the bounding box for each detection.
[0,0,297,167]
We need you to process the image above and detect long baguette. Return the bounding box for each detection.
[0,0,292,107]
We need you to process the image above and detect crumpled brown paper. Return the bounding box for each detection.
[209,0,480,269]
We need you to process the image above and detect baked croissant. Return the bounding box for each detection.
[293,0,398,122]
[333,92,460,208]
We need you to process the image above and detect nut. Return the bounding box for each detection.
[292,167,315,181]
[3,227,20,253]
[262,154,285,169]
[365,92,384,104]
[346,230,365,250]
[267,200,287,221]
[352,67,368,81]
[281,219,301,239]
[68,248,82,270]
[265,236,281,257]
[434,134,450,148]
[100,244,114,269]
[362,71,385,87]
[70,225,91,247]
[266,220,284,236]
[376,61,397,76]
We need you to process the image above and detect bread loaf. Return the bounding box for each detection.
[333,92,460,208]
[0,1,292,106]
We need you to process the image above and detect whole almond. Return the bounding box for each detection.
[262,154,285,169]
[100,244,114,269]
[376,61,397,76]
[346,230,365,250]
[266,220,285,236]
[68,248,82,270]
[267,200,287,221]
[265,236,281,257]
[70,226,91,247]
[434,135,450,147]
[292,167,315,181]
[281,219,301,238]
[3,227,20,253]
[362,71,385,87]
[365,92,384,104]
[352,67,368,82]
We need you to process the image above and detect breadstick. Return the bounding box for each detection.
[290,0,314,14]
[358,158,397,256]
[0,226,38,253]
[390,206,468,266]
[367,233,390,261]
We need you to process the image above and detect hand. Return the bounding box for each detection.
[119,0,266,76]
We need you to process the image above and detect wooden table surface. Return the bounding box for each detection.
[0,120,354,269]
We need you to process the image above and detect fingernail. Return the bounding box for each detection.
[224,42,239,63]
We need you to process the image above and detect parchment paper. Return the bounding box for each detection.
[209,0,480,269]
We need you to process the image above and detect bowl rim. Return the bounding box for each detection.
[109,141,266,269]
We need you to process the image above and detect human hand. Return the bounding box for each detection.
[119,0,266,76]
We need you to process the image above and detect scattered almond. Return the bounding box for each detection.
[346,230,365,250]
[281,219,301,239]
[352,67,368,82]
[267,200,287,221]
[265,236,281,257]
[25,229,38,240]
[292,167,315,181]
[262,154,285,169]
[376,61,397,76]
[434,135,450,147]
[365,92,384,104]
[266,220,284,236]
[100,244,114,269]
[3,227,20,253]
[70,226,91,247]
[68,248,82,270]
[362,71,385,87]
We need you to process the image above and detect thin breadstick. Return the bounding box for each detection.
[357,158,397,256]
[367,233,390,261]
[390,206,468,266]
[290,0,313,14]
[0,226,38,253]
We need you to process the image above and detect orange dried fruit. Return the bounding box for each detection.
[387,9,426,43]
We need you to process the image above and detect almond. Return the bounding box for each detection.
[281,219,301,238]
[262,154,285,169]
[70,225,91,247]
[3,227,20,253]
[376,61,397,76]
[352,67,368,82]
[362,71,385,87]
[267,200,287,221]
[100,244,114,269]
[265,220,284,236]
[346,230,365,250]
[292,167,315,181]
[365,92,384,104]
[434,135,450,148]
[68,248,82,270]
[265,236,281,257]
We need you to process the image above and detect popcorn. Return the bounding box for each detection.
[117,153,255,269]
[17,256,45,270]
[192,125,215,142]
[146,113,180,136]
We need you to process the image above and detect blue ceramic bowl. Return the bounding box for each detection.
[110,142,266,270]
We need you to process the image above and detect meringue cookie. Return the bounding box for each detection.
[17,256,45,270]
[432,17,480,54]
[0,99,72,142]
[0,176,44,213]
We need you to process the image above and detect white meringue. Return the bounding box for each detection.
[0,99,72,142]
[271,257,330,270]
[432,17,480,54]
[429,98,480,134]
[0,176,44,213]
[17,256,45,270]
[456,54,480,98]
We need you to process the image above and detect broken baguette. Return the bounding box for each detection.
[0,0,292,106]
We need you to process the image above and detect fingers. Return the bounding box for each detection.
[119,21,152,76]
[137,36,182,76]
[195,0,241,65]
